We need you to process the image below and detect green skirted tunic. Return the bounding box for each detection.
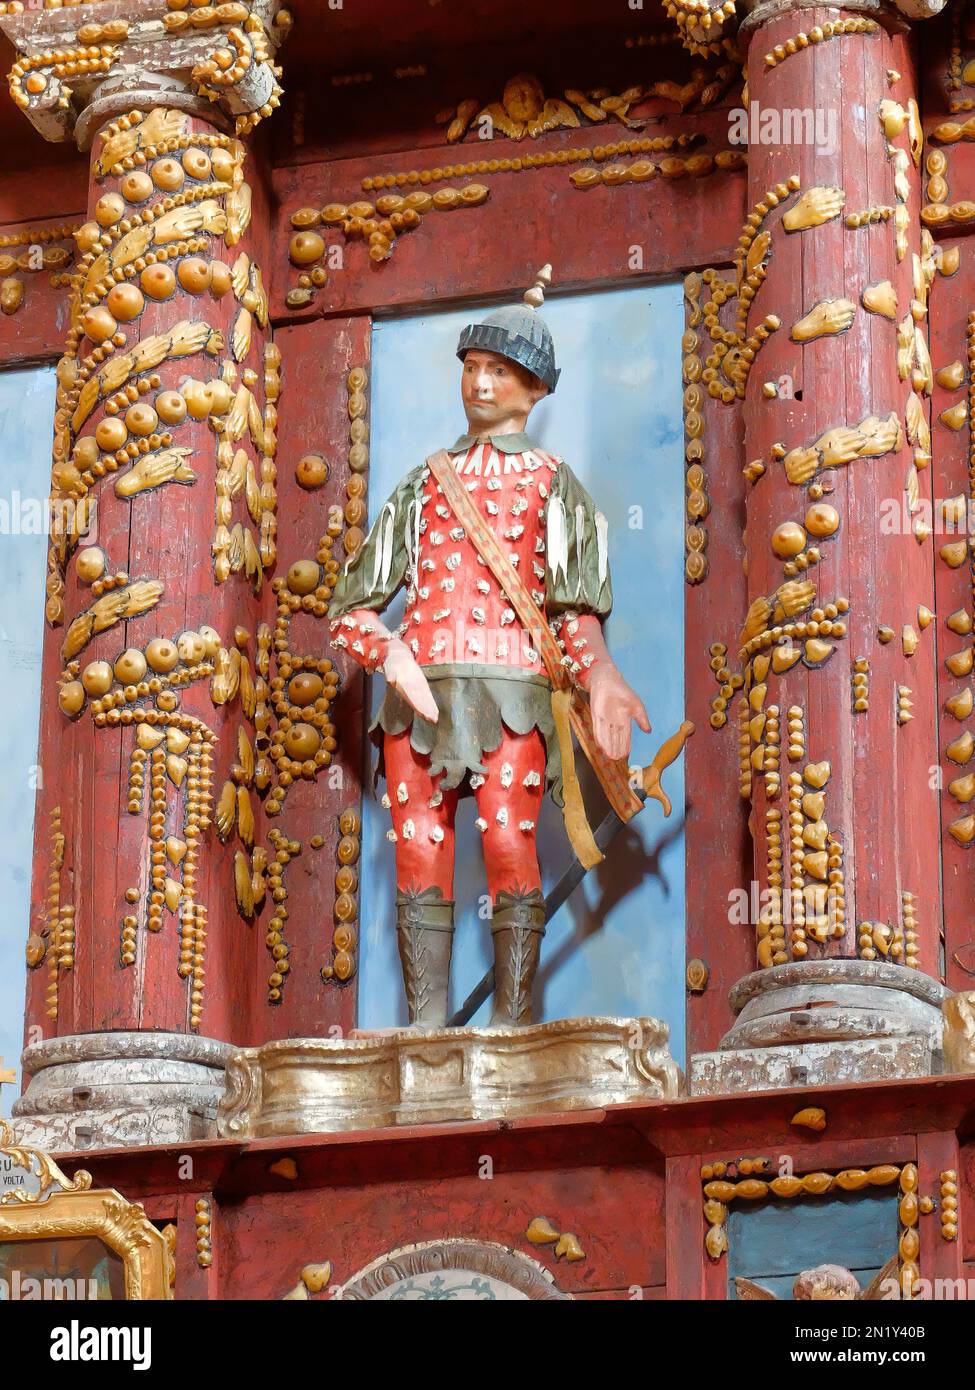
[372,662,562,800]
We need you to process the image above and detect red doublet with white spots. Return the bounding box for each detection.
[408,440,550,670]
[331,442,606,676]
[329,441,613,899]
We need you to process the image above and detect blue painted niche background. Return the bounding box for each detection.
[357,283,687,1055]
[727,1190,899,1298]
[0,366,57,1112]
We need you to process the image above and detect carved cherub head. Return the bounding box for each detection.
[735,1256,897,1302]
[793,1264,862,1300]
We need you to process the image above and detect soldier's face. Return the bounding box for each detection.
[461,350,547,431]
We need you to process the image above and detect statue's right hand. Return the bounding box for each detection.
[383,639,439,723]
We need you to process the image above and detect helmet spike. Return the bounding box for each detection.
[523,264,552,310]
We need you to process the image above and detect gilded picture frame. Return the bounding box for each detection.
[0,1121,172,1301]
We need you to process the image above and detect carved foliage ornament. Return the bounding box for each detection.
[436,66,736,143]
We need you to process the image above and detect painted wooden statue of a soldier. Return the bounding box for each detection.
[329,267,650,1030]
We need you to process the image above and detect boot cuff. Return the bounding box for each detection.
[396,885,455,932]
[490,887,546,936]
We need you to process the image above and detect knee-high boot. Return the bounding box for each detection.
[396,886,455,1029]
[489,888,546,1027]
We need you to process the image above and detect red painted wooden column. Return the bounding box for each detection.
[42,105,278,1041]
[1,1,289,1148]
[699,0,946,1069]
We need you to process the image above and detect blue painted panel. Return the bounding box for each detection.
[358,285,686,1052]
[727,1190,899,1298]
[0,366,57,1111]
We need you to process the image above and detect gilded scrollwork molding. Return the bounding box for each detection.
[702,1158,932,1297]
[286,184,489,309]
[35,806,76,1022]
[761,16,879,70]
[0,221,78,316]
[337,1240,569,1300]
[359,133,705,195]
[0,1122,172,1299]
[939,1170,959,1239]
[214,363,369,1005]
[286,140,746,309]
[7,40,119,130]
[324,808,360,986]
[683,273,710,585]
[0,1118,92,1203]
[187,6,285,135]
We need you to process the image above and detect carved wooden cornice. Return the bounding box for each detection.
[0,0,290,147]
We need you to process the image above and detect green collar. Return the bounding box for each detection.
[448,431,537,455]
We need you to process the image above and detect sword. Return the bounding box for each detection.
[448,720,694,1028]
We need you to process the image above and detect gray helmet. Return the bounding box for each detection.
[456,265,559,393]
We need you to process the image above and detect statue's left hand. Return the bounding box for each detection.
[588,664,651,762]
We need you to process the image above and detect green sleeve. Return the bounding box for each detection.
[329,466,424,619]
[544,461,613,619]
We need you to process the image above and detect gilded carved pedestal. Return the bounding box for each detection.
[218,1017,683,1138]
